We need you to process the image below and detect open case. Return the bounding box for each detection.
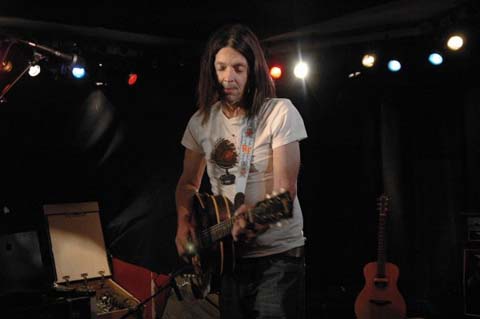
[43,201,142,319]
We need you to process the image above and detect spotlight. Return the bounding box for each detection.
[128,73,138,86]
[28,65,41,77]
[387,60,401,72]
[361,54,376,68]
[294,61,309,79]
[428,53,443,66]
[348,71,361,78]
[270,66,282,80]
[447,35,464,51]
[94,63,107,86]
[72,66,86,79]
[1,61,13,72]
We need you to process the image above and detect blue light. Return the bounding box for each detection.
[72,66,86,79]
[387,60,401,72]
[428,53,443,66]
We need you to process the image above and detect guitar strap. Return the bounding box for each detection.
[234,116,256,209]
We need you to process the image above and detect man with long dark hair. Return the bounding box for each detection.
[175,24,307,319]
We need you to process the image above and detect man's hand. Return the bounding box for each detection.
[231,204,269,242]
[175,219,197,262]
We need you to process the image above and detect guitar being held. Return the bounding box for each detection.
[176,197,272,261]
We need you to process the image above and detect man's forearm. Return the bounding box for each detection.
[175,182,198,223]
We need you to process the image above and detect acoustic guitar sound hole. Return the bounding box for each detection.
[374,281,388,289]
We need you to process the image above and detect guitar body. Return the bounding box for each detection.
[186,191,293,298]
[354,262,406,319]
[191,193,235,295]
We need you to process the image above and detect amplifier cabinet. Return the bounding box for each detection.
[467,217,480,242]
[44,201,142,319]
[464,248,480,317]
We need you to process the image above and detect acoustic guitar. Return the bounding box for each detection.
[354,194,406,319]
[185,190,293,298]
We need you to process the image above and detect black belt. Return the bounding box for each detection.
[282,246,305,258]
[237,246,305,263]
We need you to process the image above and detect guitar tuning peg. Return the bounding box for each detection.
[265,194,271,199]
[272,190,278,196]
[279,187,286,193]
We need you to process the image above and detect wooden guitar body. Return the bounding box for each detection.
[191,193,235,295]
[354,262,406,319]
[187,191,293,298]
[355,194,406,319]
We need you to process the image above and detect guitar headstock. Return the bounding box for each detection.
[376,193,390,216]
[252,190,293,224]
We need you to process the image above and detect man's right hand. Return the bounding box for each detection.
[175,220,197,262]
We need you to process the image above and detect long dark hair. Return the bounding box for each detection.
[197,24,276,123]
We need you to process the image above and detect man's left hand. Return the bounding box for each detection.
[231,204,269,242]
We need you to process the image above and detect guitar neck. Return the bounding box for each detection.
[197,191,292,247]
[376,201,387,277]
[209,218,235,242]
[202,208,257,244]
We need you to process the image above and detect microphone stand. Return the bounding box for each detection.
[0,52,46,103]
[0,36,80,103]
[17,39,79,65]
[118,264,193,319]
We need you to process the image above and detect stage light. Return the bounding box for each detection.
[94,63,107,87]
[348,71,361,78]
[447,35,464,51]
[28,65,41,77]
[270,66,282,80]
[428,53,443,66]
[72,66,86,79]
[362,54,376,68]
[387,60,401,72]
[294,61,309,79]
[128,73,138,86]
[1,60,13,72]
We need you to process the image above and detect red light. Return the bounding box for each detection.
[128,73,138,86]
[270,66,282,80]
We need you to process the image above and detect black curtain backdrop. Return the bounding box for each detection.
[295,56,479,317]
[1,33,479,318]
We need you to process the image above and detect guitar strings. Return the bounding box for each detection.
[200,218,235,239]
[198,198,284,241]
[199,205,268,240]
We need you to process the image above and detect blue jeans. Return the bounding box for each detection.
[219,250,305,319]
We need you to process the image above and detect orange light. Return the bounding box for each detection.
[128,73,138,86]
[1,61,13,72]
[270,66,282,80]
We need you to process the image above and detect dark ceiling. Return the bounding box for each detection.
[0,0,398,41]
[0,0,476,84]
[0,0,477,61]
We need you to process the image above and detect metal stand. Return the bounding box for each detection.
[0,53,46,103]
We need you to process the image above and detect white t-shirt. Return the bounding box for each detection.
[181,98,307,257]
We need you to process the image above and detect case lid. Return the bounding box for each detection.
[43,201,111,283]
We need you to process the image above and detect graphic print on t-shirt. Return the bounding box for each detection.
[211,138,238,185]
